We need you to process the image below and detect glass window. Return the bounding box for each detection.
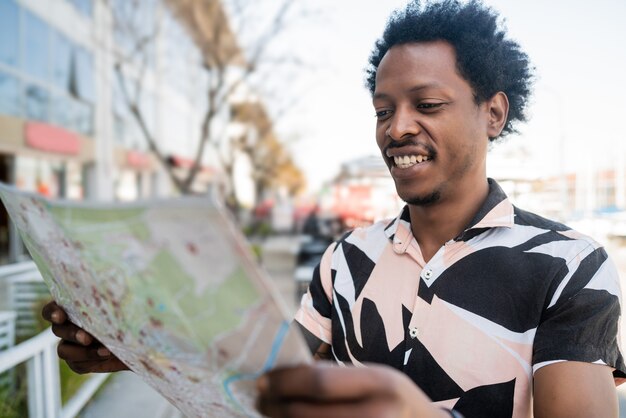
[51,31,72,93]
[112,75,126,116]
[115,169,139,201]
[50,93,71,127]
[15,157,64,198]
[163,16,194,98]
[163,103,193,153]
[125,117,145,150]
[113,114,126,145]
[65,161,83,200]
[75,47,95,102]
[25,84,49,122]
[0,71,21,117]
[22,10,51,83]
[112,0,157,68]
[69,0,93,18]
[140,92,155,135]
[72,99,93,135]
[51,94,93,135]
[0,0,19,68]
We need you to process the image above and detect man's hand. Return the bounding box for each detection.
[42,301,128,374]
[256,362,450,418]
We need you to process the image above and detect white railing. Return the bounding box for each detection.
[0,310,17,391]
[0,327,109,418]
[0,261,49,338]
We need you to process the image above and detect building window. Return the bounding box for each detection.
[14,156,81,199]
[0,0,19,68]
[68,0,93,19]
[0,3,95,136]
[112,74,149,150]
[115,169,140,201]
[72,99,93,135]
[112,0,157,68]
[0,71,21,117]
[25,84,49,122]
[51,30,73,92]
[74,46,95,102]
[22,10,51,83]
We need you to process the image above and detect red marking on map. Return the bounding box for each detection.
[140,359,166,380]
[186,242,198,255]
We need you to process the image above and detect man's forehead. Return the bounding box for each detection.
[377,41,458,72]
[374,41,461,93]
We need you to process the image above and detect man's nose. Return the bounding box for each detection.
[386,109,421,141]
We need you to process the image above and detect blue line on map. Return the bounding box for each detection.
[222,320,290,415]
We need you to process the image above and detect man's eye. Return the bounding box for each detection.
[417,103,444,110]
[375,110,392,119]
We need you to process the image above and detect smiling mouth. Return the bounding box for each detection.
[392,154,430,169]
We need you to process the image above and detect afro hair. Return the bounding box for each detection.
[365,0,534,140]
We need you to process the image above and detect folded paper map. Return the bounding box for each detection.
[0,183,311,417]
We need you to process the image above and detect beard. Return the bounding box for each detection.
[402,190,441,206]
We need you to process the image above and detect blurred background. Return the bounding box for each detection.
[0,0,625,416]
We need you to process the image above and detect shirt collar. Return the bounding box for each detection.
[384,178,514,243]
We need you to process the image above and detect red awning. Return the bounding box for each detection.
[167,155,215,174]
[25,122,81,155]
[126,151,152,169]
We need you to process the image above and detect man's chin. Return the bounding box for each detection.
[401,191,441,206]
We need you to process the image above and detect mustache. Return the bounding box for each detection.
[383,140,436,158]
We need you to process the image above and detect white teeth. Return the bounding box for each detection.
[392,154,430,168]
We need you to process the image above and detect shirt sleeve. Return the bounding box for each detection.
[294,242,336,344]
[532,245,626,382]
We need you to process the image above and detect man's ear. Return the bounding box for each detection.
[486,92,509,139]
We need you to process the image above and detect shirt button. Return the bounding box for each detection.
[409,327,419,339]
[423,269,433,280]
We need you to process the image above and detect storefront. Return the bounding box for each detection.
[113,149,158,201]
[0,117,95,262]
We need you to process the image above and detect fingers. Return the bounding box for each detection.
[257,399,395,418]
[42,300,129,375]
[65,357,129,374]
[257,364,436,418]
[258,363,396,402]
[51,322,94,346]
[58,341,129,374]
[57,341,109,362]
[42,301,67,324]
[43,301,97,346]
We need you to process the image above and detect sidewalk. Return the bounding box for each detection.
[79,372,181,418]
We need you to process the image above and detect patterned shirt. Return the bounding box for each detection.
[295,179,625,418]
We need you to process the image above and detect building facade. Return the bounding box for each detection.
[0,0,265,262]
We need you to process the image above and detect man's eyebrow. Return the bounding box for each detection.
[373,83,445,100]
[408,83,443,93]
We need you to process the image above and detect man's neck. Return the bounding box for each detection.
[408,178,490,263]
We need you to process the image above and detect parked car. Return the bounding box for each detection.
[293,237,331,303]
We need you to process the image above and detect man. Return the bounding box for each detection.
[44,1,625,417]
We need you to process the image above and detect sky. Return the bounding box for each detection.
[261,0,626,193]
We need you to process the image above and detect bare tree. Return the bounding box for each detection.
[108,0,306,208]
[231,101,305,202]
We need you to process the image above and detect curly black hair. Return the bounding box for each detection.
[365,0,534,140]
